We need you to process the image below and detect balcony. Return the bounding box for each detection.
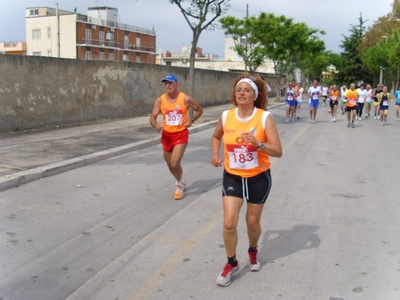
[76,15,156,36]
[78,38,120,49]
[78,38,154,53]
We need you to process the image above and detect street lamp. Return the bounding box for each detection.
[380,66,384,84]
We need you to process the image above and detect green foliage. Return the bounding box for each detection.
[219,15,265,73]
[220,12,326,78]
[336,14,370,84]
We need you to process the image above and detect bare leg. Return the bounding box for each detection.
[163,143,187,182]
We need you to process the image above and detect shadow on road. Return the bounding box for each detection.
[260,224,321,264]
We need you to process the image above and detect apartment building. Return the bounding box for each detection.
[25,5,156,63]
[0,42,27,55]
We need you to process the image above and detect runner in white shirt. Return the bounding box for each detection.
[285,82,297,122]
[364,84,373,118]
[321,84,329,106]
[356,84,367,121]
[340,85,348,115]
[296,83,304,119]
[307,80,322,123]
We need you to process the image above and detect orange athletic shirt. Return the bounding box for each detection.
[346,90,358,107]
[329,90,339,101]
[161,92,188,133]
[223,108,270,177]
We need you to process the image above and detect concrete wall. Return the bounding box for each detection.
[0,54,279,132]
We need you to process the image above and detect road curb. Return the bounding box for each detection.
[0,103,286,192]
[0,121,218,192]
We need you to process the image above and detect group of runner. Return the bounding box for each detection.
[285,80,400,127]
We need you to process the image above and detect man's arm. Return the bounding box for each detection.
[149,97,163,132]
[184,95,203,126]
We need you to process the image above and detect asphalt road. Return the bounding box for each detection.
[1,102,399,300]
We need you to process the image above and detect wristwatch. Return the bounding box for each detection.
[257,141,265,150]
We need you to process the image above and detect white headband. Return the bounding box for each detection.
[236,78,259,99]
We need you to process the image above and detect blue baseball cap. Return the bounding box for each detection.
[161,74,178,83]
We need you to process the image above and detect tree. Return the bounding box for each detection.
[168,0,230,101]
[336,14,369,84]
[301,51,331,83]
[359,0,400,53]
[219,15,266,74]
[362,29,400,88]
[251,13,325,98]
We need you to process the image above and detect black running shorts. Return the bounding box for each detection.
[222,169,272,204]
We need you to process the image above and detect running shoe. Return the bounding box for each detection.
[174,182,186,200]
[352,123,355,128]
[347,123,351,127]
[247,250,262,272]
[286,118,289,123]
[381,122,384,126]
[334,118,336,123]
[216,263,240,287]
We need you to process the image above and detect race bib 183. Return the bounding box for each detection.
[227,144,259,170]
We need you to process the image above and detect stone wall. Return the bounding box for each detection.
[0,54,278,132]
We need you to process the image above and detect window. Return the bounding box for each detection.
[85,29,91,44]
[123,54,127,61]
[47,27,51,39]
[85,51,92,60]
[109,52,114,60]
[124,35,129,49]
[99,31,104,46]
[30,9,39,16]
[47,51,52,57]
[99,52,105,60]
[32,51,41,56]
[136,54,141,63]
[32,29,41,39]
[136,34,141,48]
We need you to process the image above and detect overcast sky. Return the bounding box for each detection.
[0,0,394,59]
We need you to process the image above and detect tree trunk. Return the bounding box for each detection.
[188,33,200,117]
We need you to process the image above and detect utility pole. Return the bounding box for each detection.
[56,3,60,58]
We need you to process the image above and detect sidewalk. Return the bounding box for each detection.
[0,98,282,191]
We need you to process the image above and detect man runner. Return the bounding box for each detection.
[150,74,203,200]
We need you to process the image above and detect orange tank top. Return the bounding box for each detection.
[161,92,188,133]
[329,90,339,101]
[223,108,270,177]
[346,90,358,107]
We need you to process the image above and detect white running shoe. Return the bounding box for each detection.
[216,263,240,287]
[248,250,262,272]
